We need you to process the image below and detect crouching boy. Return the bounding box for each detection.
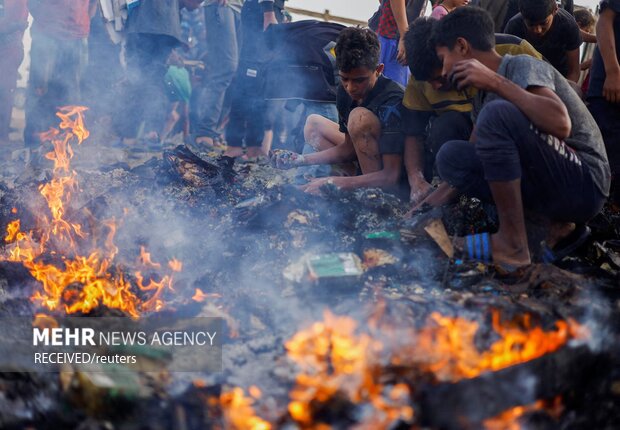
[431,7,610,268]
[271,27,406,195]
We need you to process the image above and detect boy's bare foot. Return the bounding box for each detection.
[489,232,531,268]
[453,232,531,269]
[545,222,576,248]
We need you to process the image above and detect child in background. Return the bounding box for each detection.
[574,8,597,94]
[431,0,470,20]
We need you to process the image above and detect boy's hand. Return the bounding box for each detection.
[448,59,499,92]
[397,38,408,66]
[603,70,620,104]
[300,177,338,195]
[270,149,305,169]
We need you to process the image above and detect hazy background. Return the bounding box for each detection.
[287,0,601,23]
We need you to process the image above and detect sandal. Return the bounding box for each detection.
[541,223,590,263]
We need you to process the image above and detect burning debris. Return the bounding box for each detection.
[0,109,618,429]
[2,107,182,318]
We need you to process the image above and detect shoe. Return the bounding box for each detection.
[541,223,591,263]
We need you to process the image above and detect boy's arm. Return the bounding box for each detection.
[259,0,279,30]
[302,134,357,165]
[404,136,433,203]
[302,154,402,194]
[390,0,410,65]
[450,59,571,139]
[566,47,581,82]
[597,6,620,103]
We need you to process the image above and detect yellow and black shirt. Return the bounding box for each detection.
[402,34,543,137]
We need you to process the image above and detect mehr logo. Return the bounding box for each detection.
[33,327,96,346]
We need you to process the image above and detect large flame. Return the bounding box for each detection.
[2,106,181,318]
[405,310,581,382]
[231,310,582,428]
[285,311,414,429]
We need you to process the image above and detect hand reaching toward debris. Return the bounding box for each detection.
[270,149,305,169]
[300,177,338,195]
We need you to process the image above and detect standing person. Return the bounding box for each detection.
[193,0,244,150]
[504,0,581,82]
[24,0,90,148]
[431,0,470,20]
[375,0,413,86]
[115,0,196,145]
[218,0,286,158]
[472,0,510,31]
[587,0,620,205]
[0,0,28,145]
[429,7,609,267]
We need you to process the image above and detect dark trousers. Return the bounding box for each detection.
[114,33,176,138]
[225,0,274,147]
[425,110,473,179]
[436,100,605,223]
[25,30,87,147]
[588,97,620,203]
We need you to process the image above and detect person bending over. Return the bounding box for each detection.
[430,7,610,268]
[402,16,541,205]
[272,27,406,195]
[504,0,581,82]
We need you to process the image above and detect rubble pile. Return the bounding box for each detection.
[0,138,619,429]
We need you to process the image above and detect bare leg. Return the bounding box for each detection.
[347,107,382,174]
[487,179,532,267]
[303,114,345,151]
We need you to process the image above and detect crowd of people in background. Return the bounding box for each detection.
[0,1,619,269]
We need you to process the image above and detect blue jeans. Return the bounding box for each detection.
[195,5,241,138]
[378,35,409,87]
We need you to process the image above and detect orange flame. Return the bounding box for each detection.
[192,288,221,302]
[484,396,563,430]
[409,311,580,382]
[285,311,414,428]
[1,106,182,318]
[220,387,272,430]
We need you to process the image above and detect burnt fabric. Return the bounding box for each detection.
[337,75,406,155]
[436,100,605,223]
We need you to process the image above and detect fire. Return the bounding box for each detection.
[285,311,414,428]
[408,311,580,382]
[1,106,182,318]
[191,288,221,302]
[220,387,272,430]
[484,397,563,430]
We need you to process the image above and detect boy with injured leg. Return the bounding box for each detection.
[271,27,406,195]
[427,7,610,269]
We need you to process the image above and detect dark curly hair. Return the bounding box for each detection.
[404,17,442,81]
[335,27,380,72]
[433,6,495,52]
[519,0,556,23]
